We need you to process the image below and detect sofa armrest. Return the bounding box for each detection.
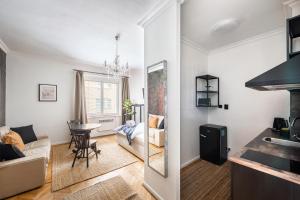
[36,133,48,140]
[153,129,165,147]
[0,155,46,199]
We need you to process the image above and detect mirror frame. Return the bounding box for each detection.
[146,60,168,178]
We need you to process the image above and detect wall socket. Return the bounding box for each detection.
[224,104,229,110]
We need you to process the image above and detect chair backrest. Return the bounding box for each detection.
[73,132,90,149]
[67,120,81,134]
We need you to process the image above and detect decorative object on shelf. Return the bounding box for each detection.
[104,34,129,79]
[39,84,57,102]
[195,75,219,107]
[198,98,211,106]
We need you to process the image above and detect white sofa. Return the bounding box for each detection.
[0,127,51,199]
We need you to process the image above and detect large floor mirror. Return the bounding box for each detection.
[147,60,167,177]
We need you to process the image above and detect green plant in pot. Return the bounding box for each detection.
[123,99,134,122]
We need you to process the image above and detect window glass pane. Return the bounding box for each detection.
[103,83,118,114]
[85,81,101,116]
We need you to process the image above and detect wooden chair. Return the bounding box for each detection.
[67,120,80,149]
[71,132,100,168]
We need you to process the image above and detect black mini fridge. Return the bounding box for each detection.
[200,124,227,165]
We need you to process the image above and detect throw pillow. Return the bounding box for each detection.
[2,131,25,151]
[11,125,37,144]
[149,116,159,128]
[0,143,25,161]
[158,119,164,129]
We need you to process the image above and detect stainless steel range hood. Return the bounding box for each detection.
[245,54,300,91]
[246,1,300,91]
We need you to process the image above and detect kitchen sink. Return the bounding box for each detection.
[262,137,300,148]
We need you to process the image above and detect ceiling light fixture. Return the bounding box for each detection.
[104,34,129,78]
[211,18,241,34]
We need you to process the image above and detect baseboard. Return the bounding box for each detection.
[52,140,69,146]
[143,181,164,200]
[181,155,200,169]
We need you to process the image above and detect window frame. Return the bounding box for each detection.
[84,74,120,118]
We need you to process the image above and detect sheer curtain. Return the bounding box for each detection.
[121,77,130,124]
[75,71,87,123]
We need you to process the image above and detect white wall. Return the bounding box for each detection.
[129,68,144,104]
[6,51,124,144]
[180,41,208,167]
[144,1,181,200]
[208,30,290,154]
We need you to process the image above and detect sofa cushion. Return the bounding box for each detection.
[24,138,50,150]
[149,116,159,128]
[0,143,25,161]
[23,146,50,162]
[158,119,164,129]
[11,125,37,144]
[1,131,25,151]
[149,114,164,128]
[23,138,51,163]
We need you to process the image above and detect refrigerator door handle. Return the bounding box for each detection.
[200,134,207,138]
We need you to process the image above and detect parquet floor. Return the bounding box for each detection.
[8,135,156,200]
[181,160,231,200]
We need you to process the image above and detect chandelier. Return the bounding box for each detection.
[104,34,129,78]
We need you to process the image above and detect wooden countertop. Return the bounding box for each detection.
[229,128,300,185]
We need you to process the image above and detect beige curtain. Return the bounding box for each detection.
[75,71,87,124]
[122,77,130,124]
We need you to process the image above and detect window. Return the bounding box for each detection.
[85,76,119,117]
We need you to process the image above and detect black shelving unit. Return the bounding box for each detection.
[287,15,300,59]
[195,75,219,107]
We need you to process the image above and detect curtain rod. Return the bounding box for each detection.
[72,69,129,78]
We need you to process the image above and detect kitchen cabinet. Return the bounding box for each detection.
[232,163,300,200]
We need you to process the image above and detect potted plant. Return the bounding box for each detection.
[123,99,134,122]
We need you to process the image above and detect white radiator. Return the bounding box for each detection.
[88,116,121,137]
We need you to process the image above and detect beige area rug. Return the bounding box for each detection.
[52,138,139,191]
[64,176,142,200]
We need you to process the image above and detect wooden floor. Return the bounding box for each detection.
[181,160,231,200]
[8,135,156,200]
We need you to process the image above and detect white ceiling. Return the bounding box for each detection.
[0,0,161,68]
[181,0,286,51]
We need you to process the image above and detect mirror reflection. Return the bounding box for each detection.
[147,61,167,177]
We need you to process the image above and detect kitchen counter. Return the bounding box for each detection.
[229,128,300,185]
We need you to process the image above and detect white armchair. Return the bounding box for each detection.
[148,128,165,147]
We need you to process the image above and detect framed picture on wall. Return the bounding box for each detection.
[39,84,57,102]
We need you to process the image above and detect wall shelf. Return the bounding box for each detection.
[195,75,220,108]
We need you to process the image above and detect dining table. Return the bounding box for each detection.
[69,123,102,133]
[69,122,102,154]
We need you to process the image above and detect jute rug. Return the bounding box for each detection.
[52,138,139,191]
[64,176,142,200]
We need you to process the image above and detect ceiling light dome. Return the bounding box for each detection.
[211,18,241,34]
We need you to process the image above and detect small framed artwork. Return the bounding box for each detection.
[39,84,57,102]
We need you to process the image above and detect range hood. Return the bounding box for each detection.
[246,2,300,91]
[245,54,300,91]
